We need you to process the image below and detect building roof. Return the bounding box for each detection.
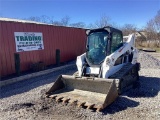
[135,31,147,38]
[0,17,47,25]
[0,17,86,30]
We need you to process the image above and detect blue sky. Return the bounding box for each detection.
[0,0,159,28]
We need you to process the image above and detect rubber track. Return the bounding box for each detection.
[109,63,137,94]
[109,63,134,79]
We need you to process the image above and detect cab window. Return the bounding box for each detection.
[111,32,123,53]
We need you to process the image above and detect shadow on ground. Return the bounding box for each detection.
[1,73,159,104]
[102,96,139,114]
[102,75,160,114]
[0,67,76,99]
[124,76,160,98]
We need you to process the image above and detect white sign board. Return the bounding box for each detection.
[14,32,44,52]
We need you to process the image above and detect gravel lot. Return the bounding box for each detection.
[0,51,160,120]
[146,52,160,61]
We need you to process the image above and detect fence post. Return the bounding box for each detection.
[56,49,60,66]
[14,53,20,76]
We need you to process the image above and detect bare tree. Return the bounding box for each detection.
[26,16,41,22]
[40,15,51,23]
[121,24,137,36]
[70,22,86,28]
[145,10,160,40]
[50,16,70,26]
[87,23,95,29]
[145,19,157,39]
[94,15,111,28]
[60,16,70,26]
[24,15,52,23]
[154,10,160,32]
[25,15,70,26]
[155,10,160,40]
[51,21,63,26]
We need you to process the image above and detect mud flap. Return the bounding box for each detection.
[46,75,118,111]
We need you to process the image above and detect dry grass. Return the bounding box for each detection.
[136,41,160,53]
[154,48,160,52]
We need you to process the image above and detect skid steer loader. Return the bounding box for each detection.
[46,26,140,111]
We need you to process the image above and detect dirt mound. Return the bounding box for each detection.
[2,89,94,120]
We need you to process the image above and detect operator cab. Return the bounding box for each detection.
[82,27,123,77]
[86,26,123,67]
[86,31,108,65]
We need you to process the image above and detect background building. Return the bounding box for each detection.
[0,18,86,78]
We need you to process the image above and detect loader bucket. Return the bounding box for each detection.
[46,75,118,111]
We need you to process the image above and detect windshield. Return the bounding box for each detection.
[86,31,108,65]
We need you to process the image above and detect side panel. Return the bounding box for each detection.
[0,21,86,77]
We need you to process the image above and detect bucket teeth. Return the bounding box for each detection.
[49,95,57,99]
[45,94,50,98]
[56,97,64,102]
[87,104,95,109]
[95,105,103,112]
[77,102,86,107]
[62,98,70,103]
[68,99,78,104]
[96,108,102,112]
[46,75,119,112]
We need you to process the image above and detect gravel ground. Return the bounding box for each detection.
[0,51,160,120]
[146,52,160,61]
[138,51,160,69]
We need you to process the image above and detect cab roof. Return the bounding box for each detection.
[86,26,122,35]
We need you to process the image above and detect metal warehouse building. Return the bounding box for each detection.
[0,18,86,78]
